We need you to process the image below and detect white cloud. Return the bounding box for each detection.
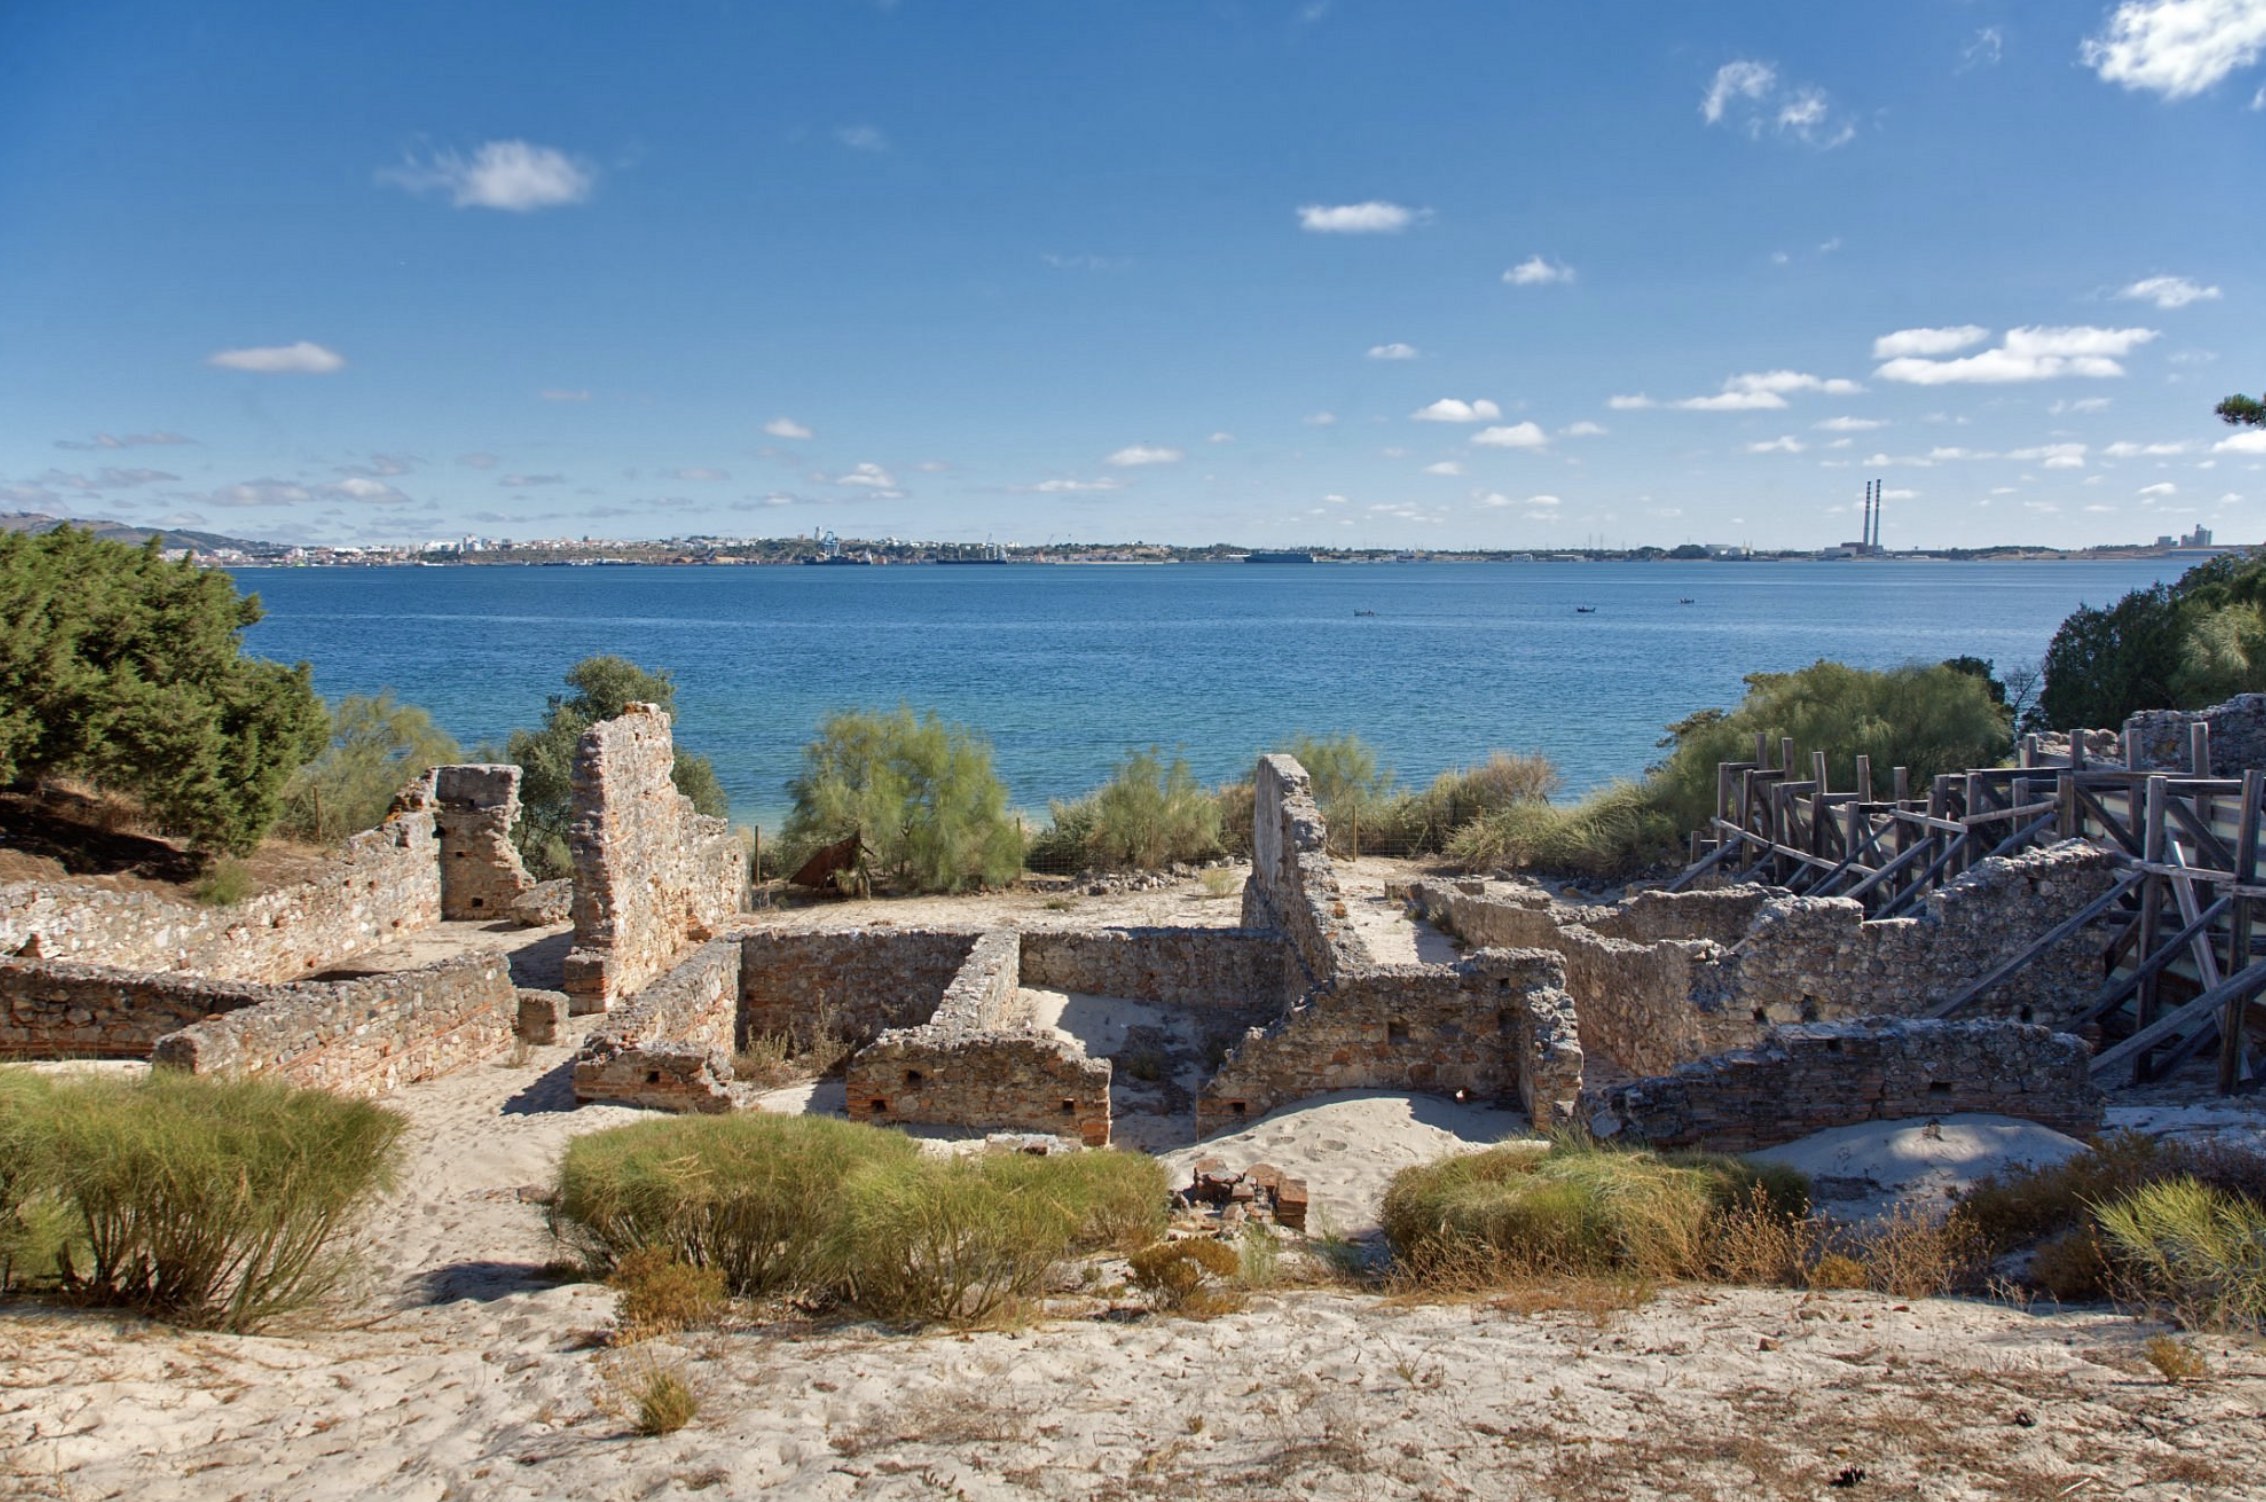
[1815,416,1887,432]
[763,417,814,440]
[2082,0,2266,99]
[499,473,565,488]
[1412,398,1502,423]
[1208,431,1236,444]
[328,477,412,504]
[2216,430,2266,453]
[2104,440,2192,457]
[1471,422,1550,450]
[833,461,899,489]
[1020,478,1125,494]
[1607,395,1657,411]
[1702,58,1855,146]
[1702,60,1776,123]
[540,388,591,402]
[1473,491,1513,509]
[2119,274,2223,308]
[206,341,345,374]
[1296,201,1422,234]
[1523,493,1562,507]
[55,432,193,450]
[380,140,595,211]
[1964,26,2006,69]
[1873,326,1992,359]
[1104,444,1184,467]
[1881,487,1920,501]
[1876,326,2160,384]
[1747,436,1806,454]
[208,480,315,507]
[1304,411,1339,427]
[2054,396,2114,414]
[835,124,887,151]
[1367,342,1419,360]
[1676,390,1788,411]
[2140,481,2180,496]
[1562,421,1608,438]
[1503,255,1575,287]
[673,467,730,482]
[2008,443,2090,469]
[1422,461,1465,476]
[1729,369,1862,396]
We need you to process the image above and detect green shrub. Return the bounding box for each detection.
[1645,660,2011,836]
[0,528,331,854]
[1380,1138,1806,1285]
[1960,1131,2266,1254]
[189,856,255,907]
[1278,733,1395,854]
[1024,796,1094,872]
[502,657,729,880]
[971,1148,1168,1254]
[1444,781,1678,878]
[0,1070,61,1292]
[552,1113,916,1295]
[1387,752,1562,854]
[1128,1237,1244,1314]
[278,691,462,843]
[42,1072,405,1330]
[2095,1178,2266,1333]
[1078,748,1223,870]
[1212,779,1256,858]
[628,1362,700,1435]
[828,1156,1078,1325]
[782,706,1023,893]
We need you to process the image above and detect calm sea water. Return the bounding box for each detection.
[232,559,2189,829]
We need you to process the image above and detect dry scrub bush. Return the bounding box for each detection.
[731,1000,856,1088]
[616,1358,700,1435]
[2142,1332,2212,1383]
[552,1113,917,1294]
[1380,1138,1807,1287]
[2096,1178,2266,1334]
[1388,752,1561,853]
[1444,782,1677,878]
[1836,1203,1988,1299]
[1128,1238,1244,1316]
[608,1247,728,1338]
[830,1157,1078,1325]
[39,1071,404,1330]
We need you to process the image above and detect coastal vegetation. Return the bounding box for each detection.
[780,706,1024,893]
[499,655,729,879]
[1028,747,1225,871]
[277,691,462,844]
[2037,551,2266,730]
[0,527,328,855]
[0,1068,406,1330]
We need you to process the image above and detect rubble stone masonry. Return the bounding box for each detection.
[430,764,537,921]
[572,937,743,1112]
[560,706,746,1011]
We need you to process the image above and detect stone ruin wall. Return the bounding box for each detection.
[847,931,1115,1146]
[1195,950,1580,1136]
[145,951,518,1098]
[0,805,442,983]
[2125,693,2266,773]
[572,937,744,1113]
[1018,928,1281,1018]
[1241,754,1370,996]
[738,929,980,1047]
[0,958,275,1059]
[1583,1018,2103,1153]
[430,764,537,920]
[561,705,747,1011]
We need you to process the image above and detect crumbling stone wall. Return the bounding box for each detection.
[0,807,441,982]
[1582,1018,2103,1152]
[573,937,744,1112]
[1240,754,1371,996]
[1019,928,1280,1016]
[847,932,1113,1145]
[150,951,517,1097]
[0,958,271,1058]
[738,929,979,1047]
[560,705,746,1010]
[429,764,537,920]
[1196,949,1573,1136]
[2126,693,2266,773]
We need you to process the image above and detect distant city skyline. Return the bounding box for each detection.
[3,1,2262,551]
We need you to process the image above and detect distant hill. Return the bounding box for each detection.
[0,511,282,556]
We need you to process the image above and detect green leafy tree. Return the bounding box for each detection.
[1646,660,2010,833]
[2215,392,2265,429]
[503,656,728,879]
[278,692,462,843]
[1081,748,1224,870]
[783,706,1022,893]
[0,528,328,854]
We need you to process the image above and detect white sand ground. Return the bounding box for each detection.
[7,871,2266,1498]
[1750,1116,2093,1223]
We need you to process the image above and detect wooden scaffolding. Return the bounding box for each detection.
[1667,723,2262,1095]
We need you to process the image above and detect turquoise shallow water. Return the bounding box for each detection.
[232,558,2189,829]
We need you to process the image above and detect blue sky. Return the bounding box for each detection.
[3,0,2263,551]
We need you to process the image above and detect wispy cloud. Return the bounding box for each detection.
[1561,421,1608,438]
[55,432,193,451]
[2118,274,2223,308]
[830,461,900,491]
[2083,0,2266,99]
[672,467,730,482]
[1876,326,2159,385]
[540,388,591,402]
[1873,326,1992,359]
[1747,436,1806,454]
[1962,26,2006,70]
[1471,422,1549,450]
[1423,461,1465,476]
[1015,477,1125,494]
[380,140,595,211]
[207,341,345,374]
[763,417,814,440]
[1702,59,1855,146]
[499,473,566,488]
[835,124,887,151]
[1612,370,1859,412]
[1104,444,1184,467]
[1815,416,1887,432]
[1502,255,1575,286]
[1366,342,1419,360]
[458,452,499,470]
[1296,201,1425,234]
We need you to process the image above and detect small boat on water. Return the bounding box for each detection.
[1353,609,1377,617]
[1678,597,1695,605]
[1574,605,1597,614]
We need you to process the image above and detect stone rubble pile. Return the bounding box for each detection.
[1175,1156,1309,1233]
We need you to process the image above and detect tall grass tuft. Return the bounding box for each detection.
[1443,782,1678,878]
[552,1113,916,1295]
[0,1070,63,1292]
[41,1071,405,1331]
[2096,1178,2266,1333]
[970,1148,1168,1254]
[828,1155,1079,1325]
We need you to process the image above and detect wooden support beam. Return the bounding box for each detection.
[1855,754,1873,803]
[2225,770,2261,1092]
[2074,892,2229,1028]
[1878,829,1969,920]
[1926,868,2148,1019]
[2091,956,2266,1078]
[2136,775,2168,1082]
[1664,837,1738,893]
